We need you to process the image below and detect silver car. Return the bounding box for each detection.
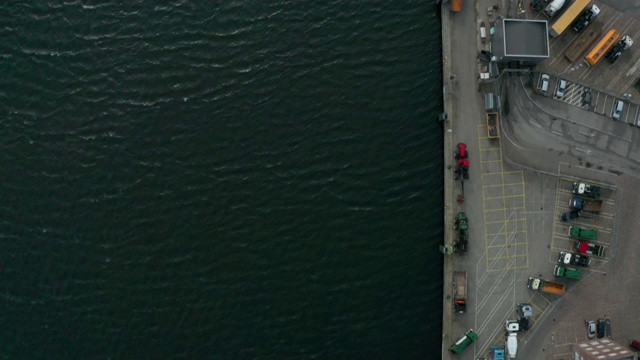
[540,74,550,95]
[587,321,596,339]
[555,79,567,98]
[611,100,624,120]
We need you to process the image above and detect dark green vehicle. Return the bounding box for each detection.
[569,226,598,240]
[453,212,469,254]
[449,329,478,354]
[454,212,468,232]
[554,265,582,280]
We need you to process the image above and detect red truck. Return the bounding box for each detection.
[576,241,605,257]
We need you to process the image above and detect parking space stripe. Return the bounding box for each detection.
[478,129,529,272]
[552,176,616,261]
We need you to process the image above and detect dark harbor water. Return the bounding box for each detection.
[0,1,443,358]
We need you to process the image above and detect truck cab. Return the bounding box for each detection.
[606,36,633,63]
[544,0,566,17]
[490,345,506,360]
[558,251,591,267]
[506,320,519,333]
[572,4,600,32]
[518,303,533,318]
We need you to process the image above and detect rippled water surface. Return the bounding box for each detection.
[0,1,443,358]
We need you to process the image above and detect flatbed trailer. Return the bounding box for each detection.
[565,22,602,62]
[487,112,500,138]
[528,277,565,295]
[570,197,604,212]
[453,271,467,313]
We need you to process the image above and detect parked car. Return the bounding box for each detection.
[630,339,640,351]
[541,74,550,95]
[587,321,596,339]
[582,88,592,105]
[597,318,606,338]
[561,211,580,223]
[556,79,567,98]
[612,100,624,120]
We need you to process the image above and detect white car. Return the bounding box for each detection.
[556,79,567,98]
[587,321,596,339]
[540,74,550,95]
[611,100,624,120]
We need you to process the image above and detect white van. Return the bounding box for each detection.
[540,74,550,95]
[611,100,624,120]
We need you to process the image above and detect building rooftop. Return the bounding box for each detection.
[572,338,637,360]
[504,19,549,57]
[492,19,549,62]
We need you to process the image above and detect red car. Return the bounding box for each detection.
[454,143,468,160]
[630,340,640,351]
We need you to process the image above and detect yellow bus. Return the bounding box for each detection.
[585,29,620,66]
[549,0,591,37]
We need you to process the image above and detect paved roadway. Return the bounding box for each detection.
[441,0,640,359]
[499,71,640,360]
[442,0,524,359]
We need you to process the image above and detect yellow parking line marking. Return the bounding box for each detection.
[480,147,501,152]
[531,293,552,307]
[477,128,530,271]
[484,194,525,201]
[488,251,528,259]
[485,218,527,225]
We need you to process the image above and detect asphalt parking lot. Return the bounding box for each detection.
[537,73,640,126]
[552,177,615,261]
[530,0,640,98]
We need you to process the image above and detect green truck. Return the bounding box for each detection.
[569,226,598,240]
[449,329,478,354]
[554,265,582,280]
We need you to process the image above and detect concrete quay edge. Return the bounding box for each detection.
[440,1,454,359]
